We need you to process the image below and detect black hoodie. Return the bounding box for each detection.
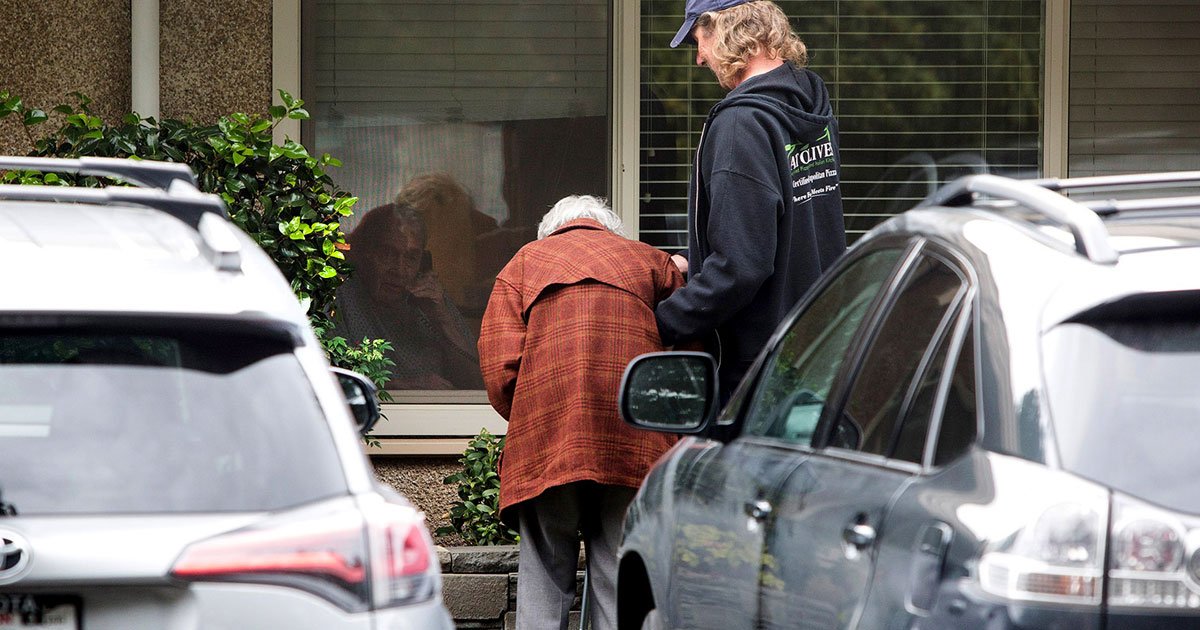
[655,62,847,392]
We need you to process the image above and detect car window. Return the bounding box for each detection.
[0,331,348,515]
[1044,318,1200,514]
[891,311,976,465]
[833,255,966,458]
[932,326,977,466]
[743,248,905,444]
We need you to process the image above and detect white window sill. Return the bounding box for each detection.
[364,402,507,456]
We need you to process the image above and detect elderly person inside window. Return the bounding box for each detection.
[335,201,483,390]
[478,195,685,630]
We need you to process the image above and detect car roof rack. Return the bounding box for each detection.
[920,173,1120,264]
[1028,170,1200,194]
[0,156,241,272]
[0,156,199,191]
[925,171,1200,265]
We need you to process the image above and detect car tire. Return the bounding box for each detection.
[640,608,664,630]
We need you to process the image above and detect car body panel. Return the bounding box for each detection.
[619,176,1200,629]
[758,454,910,630]
[857,451,1106,630]
[663,437,808,629]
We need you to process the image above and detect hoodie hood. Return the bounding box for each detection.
[710,62,834,136]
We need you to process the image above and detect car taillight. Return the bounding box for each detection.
[968,455,1109,606]
[1107,493,1200,610]
[978,502,1106,605]
[171,502,438,612]
[366,501,438,608]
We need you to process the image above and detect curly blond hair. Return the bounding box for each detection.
[697,1,807,87]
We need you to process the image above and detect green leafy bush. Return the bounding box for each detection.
[0,90,392,397]
[437,428,519,545]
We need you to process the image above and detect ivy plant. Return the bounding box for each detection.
[0,90,393,404]
[437,428,519,545]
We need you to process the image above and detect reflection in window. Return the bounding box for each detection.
[305,0,611,391]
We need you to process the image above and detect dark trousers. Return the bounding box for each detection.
[516,481,637,630]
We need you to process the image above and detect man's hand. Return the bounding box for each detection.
[670,254,689,274]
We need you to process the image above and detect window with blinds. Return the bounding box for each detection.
[639,0,1044,245]
[1069,0,1200,177]
[304,0,611,394]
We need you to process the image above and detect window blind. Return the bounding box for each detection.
[313,0,609,124]
[307,0,611,224]
[639,0,1043,245]
[1069,0,1200,176]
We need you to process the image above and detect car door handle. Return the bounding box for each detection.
[843,522,876,549]
[744,499,773,521]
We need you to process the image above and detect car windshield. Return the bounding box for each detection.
[1044,319,1200,514]
[0,330,348,515]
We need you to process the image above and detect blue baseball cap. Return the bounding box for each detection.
[670,0,753,48]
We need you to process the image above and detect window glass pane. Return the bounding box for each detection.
[0,332,347,515]
[933,325,977,467]
[894,312,974,465]
[743,248,903,444]
[640,0,1043,247]
[307,0,611,391]
[892,319,954,465]
[838,256,965,457]
[1044,320,1200,514]
[1069,0,1200,176]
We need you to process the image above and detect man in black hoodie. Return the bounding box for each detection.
[656,0,847,397]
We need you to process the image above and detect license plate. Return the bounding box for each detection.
[0,595,80,629]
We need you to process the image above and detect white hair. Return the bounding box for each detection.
[537,195,626,240]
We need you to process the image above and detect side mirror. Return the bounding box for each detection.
[331,367,381,435]
[619,351,718,434]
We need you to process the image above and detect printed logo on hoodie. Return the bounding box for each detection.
[787,126,839,205]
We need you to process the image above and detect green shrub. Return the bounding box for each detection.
[438,428,519,545]
[0,90,393,398]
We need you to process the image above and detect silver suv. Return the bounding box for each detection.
[619,171,1200,629]
[0,158,451,629]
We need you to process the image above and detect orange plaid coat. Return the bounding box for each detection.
[478,219,684,524]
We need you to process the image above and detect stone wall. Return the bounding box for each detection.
[0,1,131,155]
[439,545,587,630]
[0,0,272,156]
[160,0,272,123]
[373,455,465,546]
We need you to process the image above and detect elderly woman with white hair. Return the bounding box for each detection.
[478,195,686,630]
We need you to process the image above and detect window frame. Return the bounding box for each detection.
[271,0,1069,446]
[726,233,919,439]
[808,239,978,473]
[279,1,626,448]
[737,242,917,445]
[915,237,981,470]
[925,305,979,469]
[834,249,970,463]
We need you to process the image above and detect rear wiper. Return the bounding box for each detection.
[0,489,16,516]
